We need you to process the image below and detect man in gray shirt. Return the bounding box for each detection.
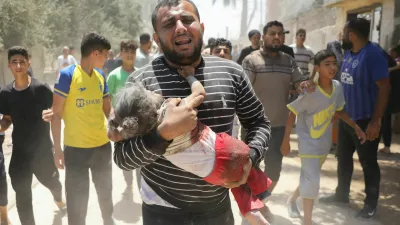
[135,33,153,68]
[242,20,312,194]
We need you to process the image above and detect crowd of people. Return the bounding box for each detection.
[0,0,399,225]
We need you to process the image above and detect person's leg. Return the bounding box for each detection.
[334,120,355,201]
[90,143,113,225]
[64,146,91,225]
[264,127,285,193]
[123,170,133,187]
[9,154,35,225]
[303,199,314,225]
[354,119,381,215]
[379,111,392,153]
[136,168,141,190]
[0,136,10,224]
[32,149,63,204]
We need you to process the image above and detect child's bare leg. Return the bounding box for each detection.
[245,210,270,225]
[0,205,10,224]
[303,198,314,225]
[289,185,300,203]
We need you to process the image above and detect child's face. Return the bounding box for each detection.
[316,56,337,80]
[121,48,136,65]
[8,55,30,77]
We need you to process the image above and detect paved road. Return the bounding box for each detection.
[5,135,382,225]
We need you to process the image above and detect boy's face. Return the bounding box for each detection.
[296,32,306,44]
[8,55,30,77]
[121,48,136,65]
[316,56,337,80]
[93,49,109,69]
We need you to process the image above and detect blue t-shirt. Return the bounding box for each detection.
[340,42,389,121]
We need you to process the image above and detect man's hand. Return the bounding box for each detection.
[158,96,204,141]
[42,109,54,122]
[54,146,65,170]
[280,140,291,156]
[354,125,367,144]
[366,119,381,141]
[178,66,195,78]
[298,80,316,93]
[108,129,124,142]
[222,159,252,189]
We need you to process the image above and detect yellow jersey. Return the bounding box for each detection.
[54,64,109,148]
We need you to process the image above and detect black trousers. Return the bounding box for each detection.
[9,147,62,225]
[335,119,381,208]
[381,110,392,147]
[142,202,234,225]
[0,136,7,207]
[64,142,113,225]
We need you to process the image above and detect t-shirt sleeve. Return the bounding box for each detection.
[106,73,116,96]
[54,68,72,98]
[0,91,10,115]
[367,49,389,82]
[95,68,109,98]
[43,83,53,109]
[287,93,310,115]
[335,82,345,111]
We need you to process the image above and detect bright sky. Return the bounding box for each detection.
[192,0,266,42]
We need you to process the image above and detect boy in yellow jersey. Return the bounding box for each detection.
[280,50,366,225]
[51,33,114,225]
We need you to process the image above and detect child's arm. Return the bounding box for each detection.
[178,66,206,107]
[335,110,366,144]
[281,111,296,156]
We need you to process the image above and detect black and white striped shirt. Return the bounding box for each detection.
[113,55,271,212]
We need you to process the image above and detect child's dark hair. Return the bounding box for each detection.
[81,32,111,57]
[109,82,163,138]
[210,38,232,53]
[8,46,29,61]
[120,40,138,52]
[313,49,336,66]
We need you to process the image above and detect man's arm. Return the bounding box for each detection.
[103,96,112,119]
[236,68,271,166]
[372,77,391,122]
[281,112,296,156]
[0,115,12,132]
[242,56,257,85]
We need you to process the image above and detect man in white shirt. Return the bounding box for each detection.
[57,46,77,76]
[135,33,153,68]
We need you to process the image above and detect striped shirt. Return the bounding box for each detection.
[113,55,271,212]
[242,50,306,127]
[289,44,314,75]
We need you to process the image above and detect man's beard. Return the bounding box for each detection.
[266,44,281,52]
[341,39,353,50]
[159,37,203,66]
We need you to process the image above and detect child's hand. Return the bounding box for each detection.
[178,66,195,78]
[280,141,291,156]
[355,125,367,144]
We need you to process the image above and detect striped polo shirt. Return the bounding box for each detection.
[113,55,271,212]
[289,44,314,75]
[242,49,307,127]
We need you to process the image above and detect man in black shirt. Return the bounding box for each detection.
[0,46,65,225]
[237,30,261,65]
[280,30,295,58]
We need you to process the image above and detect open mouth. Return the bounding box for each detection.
[175,38,192,46]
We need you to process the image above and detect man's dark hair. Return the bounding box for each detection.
[8,46,29,61]
[80,32,111,57]
[313,49,336,66]
[346,18,371,40]
[296,28,306,36]
[263,21,284,34]
[248,30,261,40]
[109,82,163,138]
[151,0,200,31]
[210,38,232,53]
[139,33,151,45]
[121,39,138,51]
[207,37,216,46]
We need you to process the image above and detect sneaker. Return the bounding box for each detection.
[319,194,349,205]
[356,205,376,220]
[287,201,301,218]
[379,147,391,154]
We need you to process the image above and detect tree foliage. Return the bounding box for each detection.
[0,0,143,51]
